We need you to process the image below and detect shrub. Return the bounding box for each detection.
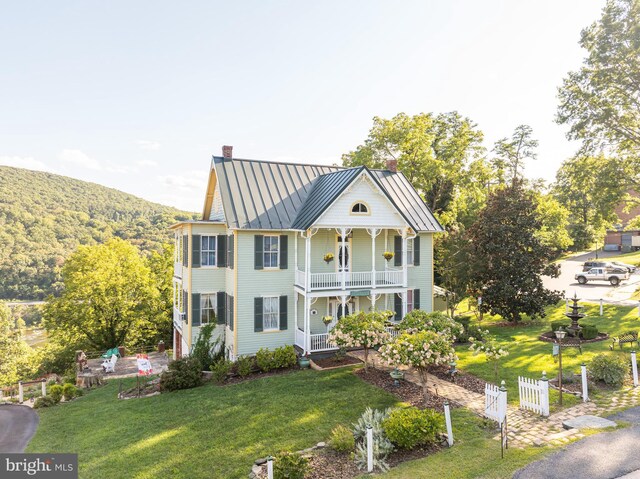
[355,435,393,472]
[329,425,355,453]
[256,348,276,372]
[453,315,471,331]
[581,324,598,340]
[589,353,628,387]
[210,359,232,384]
[273,451,308,479]
[273,346,297,369]
[191,324,224,372]
[33,396,56,409]
[550,321,570,333]
[398,310,464,341]
[160,357,203,391]
[49,384,63,403]
[235,355,253,377]
[352,407,394,471]
[62,383,79,401]
[456,324,486,343]
[382,407,444,449]
[352,407,393,443]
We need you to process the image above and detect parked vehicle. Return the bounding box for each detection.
[582,261,613,272]
[611,261,636,273]
[575,268,629,286]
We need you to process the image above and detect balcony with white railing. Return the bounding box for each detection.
[295,268,404,291]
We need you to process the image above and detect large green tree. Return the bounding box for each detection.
[492,125,539,187]
[43,238,161,350]
[342,112,490,227]
[468,184,562,323]
[0,301,35,386]
[557,0,640,156]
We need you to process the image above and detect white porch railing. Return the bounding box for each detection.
[295,328,305,350]
[385,326,401,338]
[295,269,404,291]
[309,333,337,352]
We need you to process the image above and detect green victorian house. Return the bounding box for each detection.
[170,146,443,360]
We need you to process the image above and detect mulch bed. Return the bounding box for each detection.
[305,443,443,479]
[430,364,488,395]
[312,355,362,369]
[354,367,451,409]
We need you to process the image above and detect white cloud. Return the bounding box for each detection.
[136,140,161,151]
[136,159,158,167]
[58,149,101,170]
[157,171,207,191]
[0,155,52,172]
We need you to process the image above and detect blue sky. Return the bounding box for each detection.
[0,1,604,212]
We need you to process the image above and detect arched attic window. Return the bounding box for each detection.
[350,202,370,215]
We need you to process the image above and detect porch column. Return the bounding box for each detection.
[304,294,310,354]
[371,293,378,311]
[305,232,311,293]
[368,228,379,288]
[402,230,408,287]
[341,294,347,319]
[402,291,407,319]
[294,232,298,276]
[294,291,299,337]
[340,228,347,290]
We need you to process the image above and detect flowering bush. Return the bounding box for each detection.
[328,311,392,370]
[396,310,464,342]
[469,332,509,380]
[379,331,456,404]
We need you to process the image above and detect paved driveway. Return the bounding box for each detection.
[0,404,39,452]
[513,407,640,479]
[543,251,640,305]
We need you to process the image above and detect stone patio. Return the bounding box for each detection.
[349,350,640,448]
[85,351,169,379]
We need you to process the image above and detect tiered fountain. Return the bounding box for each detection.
[565,293,585,337]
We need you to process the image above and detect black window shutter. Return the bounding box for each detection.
[254,235,264,270]
[279,295,288,330]
[216,292,226,325]
[217,235,227,268]
[279,235,288,269]
[228,234,234,269]
[254,297,264,332]
[229,295,234,331]
[394,236,402,267]
[192,293,201,326]
[182,235,188,265]
[182,290,187,315]
[394,293,402,321]
[192,235,201,268]
[413,236,420,266]
[414,289,420,310]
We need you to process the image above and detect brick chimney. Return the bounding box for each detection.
[222,145,233,160]
[386,158,397,173]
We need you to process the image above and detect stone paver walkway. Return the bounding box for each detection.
[350,350,640,448]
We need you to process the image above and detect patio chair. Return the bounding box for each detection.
[102,354,118,373]
[101,347,121,359]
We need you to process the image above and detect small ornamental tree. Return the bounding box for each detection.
[469,332,509,381]
[328,311,392,371]
[396,310,463,342]
[379,331,457,404]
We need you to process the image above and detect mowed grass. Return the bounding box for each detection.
[378,408,549,479]
[456,302,640,407]
[27,368,400,479]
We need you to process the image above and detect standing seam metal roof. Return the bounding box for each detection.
[211,156,443,232]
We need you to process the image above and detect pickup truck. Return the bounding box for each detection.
[575,268,629,286]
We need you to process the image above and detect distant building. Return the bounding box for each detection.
[604,191,640,252]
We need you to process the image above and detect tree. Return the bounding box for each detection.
[492,125,538,187]
[0,301,35,387]
[43,238,160,350]
[557,0,640,156]
[342,112,489,227]
[379,330,456,404]
[534,193,574,253]
[469,332,509,381]
[145,244,174,345]
[553,155,624,249]
[468,184,562,323]
[395,310,464,341]
[327,311,392,371]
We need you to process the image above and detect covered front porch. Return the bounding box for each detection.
[293,292,404,354]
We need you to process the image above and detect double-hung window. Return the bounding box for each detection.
[263,296,279,331]
[201,236,217,266]
[406,290,414,313]
[407,238,414,265]
[263,236,279,268]
[200,293,216,325]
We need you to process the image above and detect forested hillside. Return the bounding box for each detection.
[0,166,195,300]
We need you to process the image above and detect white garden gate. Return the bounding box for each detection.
[484,382,507,424]
[518,375,549,416]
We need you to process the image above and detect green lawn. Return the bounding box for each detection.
[456,302,640,406]
[603,250,640,266]
[379,408,549,479]
[28,368,399,479]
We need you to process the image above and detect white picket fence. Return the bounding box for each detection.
[484,382,507,425]
[518,376,549,416]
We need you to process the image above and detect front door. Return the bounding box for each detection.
[337,235,352,273]
[328,299,359,329]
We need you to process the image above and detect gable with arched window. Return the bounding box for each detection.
[350,201,369,215]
